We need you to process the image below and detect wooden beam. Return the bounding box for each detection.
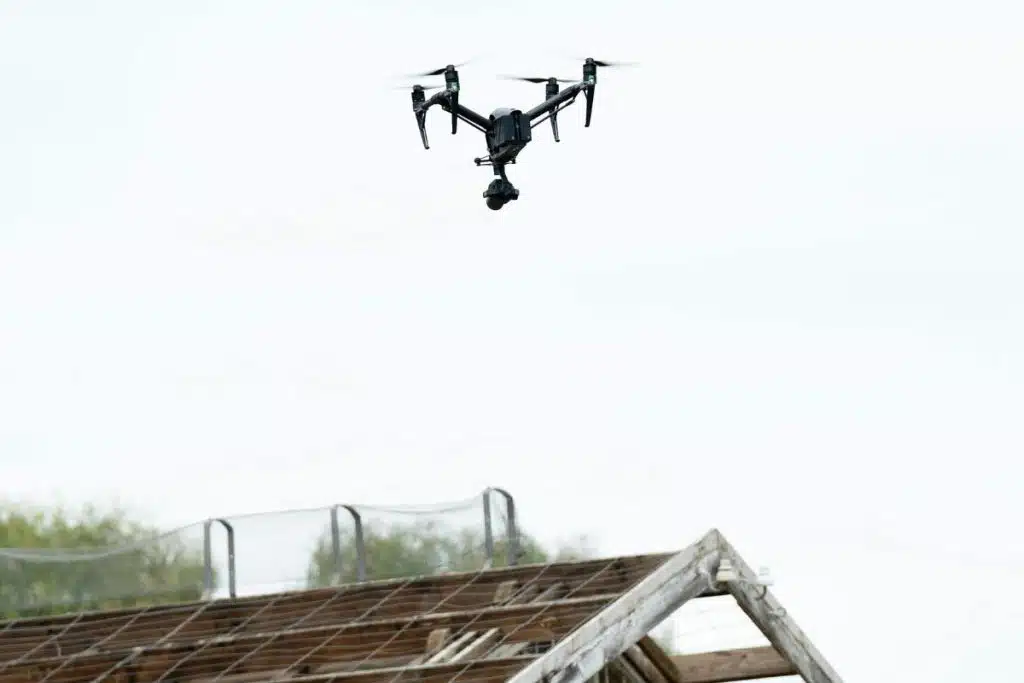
[623,645,669,683]
[716,534,843,683]
[424,628,450,657]
[505,530,723,683]
[637,636,683,683]
[671,647,796,683]
[273,654,535,683]
[610,657,649,683]
[448,629,503,664]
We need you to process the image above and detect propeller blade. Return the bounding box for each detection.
[582,57,637,68]
[392,84,443,91]
[407,60,471,78]
[498,75,576,84]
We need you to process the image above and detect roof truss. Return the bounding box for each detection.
[508,529,842,683]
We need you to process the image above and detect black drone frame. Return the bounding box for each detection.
[408,58,606,210]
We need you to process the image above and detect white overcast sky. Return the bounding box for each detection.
[2,1,1023,680]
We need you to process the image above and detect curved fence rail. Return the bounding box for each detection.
[0,487,519,618]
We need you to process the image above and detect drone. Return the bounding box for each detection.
[402,58,629,210]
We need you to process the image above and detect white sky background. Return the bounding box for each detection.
[2,0,1023,679]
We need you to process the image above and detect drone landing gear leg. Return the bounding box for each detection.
[482,163,519,211]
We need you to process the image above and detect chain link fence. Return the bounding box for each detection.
[0,487,518,617]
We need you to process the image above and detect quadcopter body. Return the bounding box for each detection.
[406,58,620,210]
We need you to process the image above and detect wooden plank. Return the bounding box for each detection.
[670,647,796,683]
[458,580,564,664]
[192,652,427,680]
[423,628,450,657]
[716,534,843,683]
[278,654,536,683]
[532,582,566,602]
[447,628,502,664]
[315,655,421,674]
[191,669,299,683]
[494,580,520,604]
[506,582,539,605]
[637,636,683,683]
[184,655,541,683]
[426,577,524,665]
[623,645,668,683]
[425,630,478,664]
[610,657,647,683]
[487,642,529,659]
[1,594,618,683]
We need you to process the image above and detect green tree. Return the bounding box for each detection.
[0,504,212,618]
[305,518,593,587]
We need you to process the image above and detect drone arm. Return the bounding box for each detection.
[419,92,489,132]
[414,92,487,146]
[529,95,578,129]
[524,82,587,120]
[440,97,490,132]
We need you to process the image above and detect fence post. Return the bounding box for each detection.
[491,487,519,566]
[215,518,237,599]
[482,488,495,567]
[329,506,342,585]
[202,519,214,598]
[202,518,237,599]
[340,505,367,582]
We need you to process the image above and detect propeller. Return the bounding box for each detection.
[406,61,470,78]
[589,58,634,68]
[576,58,632,128]
[391,83,443,91]
[498,75,577,84]
[401,62,467,134]
[581,57,636,68]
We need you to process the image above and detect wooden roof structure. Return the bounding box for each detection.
[0,529,842,683]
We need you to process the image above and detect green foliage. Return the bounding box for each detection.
[305,518,593,588]
[0,504,211,619]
